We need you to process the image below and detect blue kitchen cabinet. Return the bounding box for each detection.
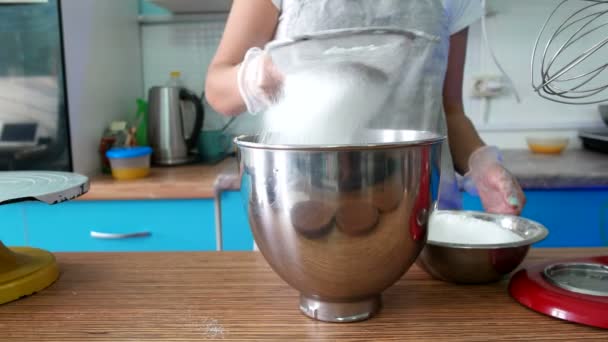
[220,191,253,251]
[0,203,26,246]
[462,189,608,247]
[24,199,216,252]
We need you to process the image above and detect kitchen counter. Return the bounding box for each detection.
[1,248,606,341]
[211,149,608,191]
[80,158,238,200]
[218,150,608,189]
[79,149,607,201]
[501,149,608,189]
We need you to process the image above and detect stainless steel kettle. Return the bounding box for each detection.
[147,86,204,165]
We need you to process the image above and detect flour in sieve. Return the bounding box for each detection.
[259,62,391,146]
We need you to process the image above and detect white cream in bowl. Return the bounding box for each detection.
[428,212,524,245]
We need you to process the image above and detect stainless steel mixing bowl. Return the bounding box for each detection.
[235,130,444,323]
[417,211,549,284]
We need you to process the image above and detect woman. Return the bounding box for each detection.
[205,0,525,215]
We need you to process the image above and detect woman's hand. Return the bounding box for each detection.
[442,30,525,215]
[464,146,526,215]
[237,48,284,114]
[204,0,279,116]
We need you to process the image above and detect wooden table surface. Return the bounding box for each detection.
[80,158,238,200]
[1,248,607,341]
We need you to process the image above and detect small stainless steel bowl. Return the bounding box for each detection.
[417,210,549,284]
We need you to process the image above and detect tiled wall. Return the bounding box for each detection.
[140,14,234,131]
[141,19,224,95]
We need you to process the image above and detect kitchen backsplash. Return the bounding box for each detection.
[142,19,223,95]
[141,13,239,131]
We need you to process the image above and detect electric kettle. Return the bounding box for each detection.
[147,86,204,165]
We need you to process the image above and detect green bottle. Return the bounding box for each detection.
[134,98,148,146]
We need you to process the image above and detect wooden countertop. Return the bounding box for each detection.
[80,158,238,200]
[2,248,606,341]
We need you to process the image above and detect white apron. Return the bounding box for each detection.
[244,0,465,251]
[265,0,463,211]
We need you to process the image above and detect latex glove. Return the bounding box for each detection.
[237,47,284,114]
[463,146,526,215]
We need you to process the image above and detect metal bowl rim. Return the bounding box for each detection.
[426,210,549,250]
[233,131,445,151]
[264,26,440,53]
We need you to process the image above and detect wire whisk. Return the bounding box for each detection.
[532,0,608,105]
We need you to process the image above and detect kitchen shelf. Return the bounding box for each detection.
[148,0,232,14]
[138,13,228,25]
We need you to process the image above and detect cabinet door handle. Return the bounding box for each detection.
[90,231,151,239]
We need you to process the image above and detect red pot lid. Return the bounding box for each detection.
[509,256,608,329]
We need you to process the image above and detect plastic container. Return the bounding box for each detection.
[166,71,184,87]
[526,137,569,154]
[105,146,153,180]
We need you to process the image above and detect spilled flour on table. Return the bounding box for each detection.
[201,317,226,339]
